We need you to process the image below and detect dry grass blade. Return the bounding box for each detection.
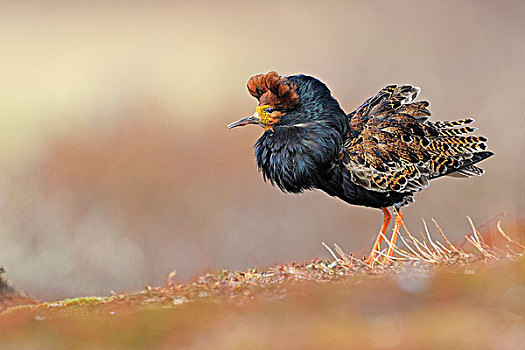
[399,217,437,260]
[396,226,429,260]
[422,219,446,258]
[322,242,340,263]
[376,231,418,260]
[434,240,452,255]
[333,243,359,264]
[496,220,525,251]
[323,216,522,271]
[466,216,484,246]
[432,218,459,252]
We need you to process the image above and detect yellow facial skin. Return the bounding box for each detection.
[256,105,282,131]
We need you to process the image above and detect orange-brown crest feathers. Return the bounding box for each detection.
[247,71,299,110]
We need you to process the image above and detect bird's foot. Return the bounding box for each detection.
[364,252,379,266]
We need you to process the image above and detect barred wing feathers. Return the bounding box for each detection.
[343,85,493,193]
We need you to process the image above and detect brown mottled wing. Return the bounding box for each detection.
[343,85,489,193]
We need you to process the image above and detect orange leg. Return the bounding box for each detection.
[365,208,392,265]
[385,210,404,263]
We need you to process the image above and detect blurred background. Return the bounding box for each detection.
[0,0,523,300]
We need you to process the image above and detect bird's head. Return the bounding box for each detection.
[227,71,300,131]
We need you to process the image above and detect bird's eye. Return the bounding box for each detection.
[266,107,275,114]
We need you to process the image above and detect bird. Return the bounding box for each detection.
[227,72,493,265]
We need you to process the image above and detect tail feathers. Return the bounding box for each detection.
[447,165,484,178]
[438,126,478,137]
[442,151,494,178]
[428,117,488,158]
[432,118,475,129]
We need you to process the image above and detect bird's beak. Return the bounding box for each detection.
[227,113,260,129]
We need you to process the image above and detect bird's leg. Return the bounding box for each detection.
[385,209,404,263]
[365,207,392,265]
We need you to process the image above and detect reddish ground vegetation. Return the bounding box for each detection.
[0,221,523,349]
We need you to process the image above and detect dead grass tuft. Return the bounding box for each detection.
[325,216,524,270]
